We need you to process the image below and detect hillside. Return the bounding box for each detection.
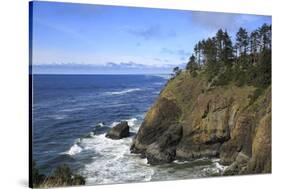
[131,70,271,174]
[131,23,271,175]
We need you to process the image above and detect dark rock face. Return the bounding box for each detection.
[131,71,271,175]
[106,121,130,139]
[131,98,182,164]
[145,124,182,165]
[223,152,250,175]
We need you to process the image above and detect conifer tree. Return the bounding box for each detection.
[236,27,249,56]
[259,24,271,51]
[202,37,218,78]
[186,54,198,77]
[250,30,260,63]
[185,23,271,88]
[194,44,199,64]
[198,41,203,65]
[221,30,234,64]
[216,29,224,60]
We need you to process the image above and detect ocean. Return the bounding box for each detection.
[32,74,224,185]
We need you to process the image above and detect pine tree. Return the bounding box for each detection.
[186,54,198,77]
[216,29,224,60]
[236,27,249,56]
[233,43,238,60]
[173,66,180,76]
[194,44,199,64]
[202,37,218,79]
[221,30,234,64]
[250,30,260,64]
[256,49,271,87]
[183,23,271,88]
[198,41,203,66]
[259,24,271,51]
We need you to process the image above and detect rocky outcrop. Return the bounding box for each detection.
[106,121,130,139]
[131,71,271,174]
[132,123,182,165]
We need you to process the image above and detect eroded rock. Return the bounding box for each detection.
[131,71,271,175]
[106,121,129,139]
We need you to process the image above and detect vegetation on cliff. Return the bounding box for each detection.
[131,23,271,175]
[185,23,271,88]
[32,161,85,188]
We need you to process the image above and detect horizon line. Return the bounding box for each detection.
[30,73,172,75]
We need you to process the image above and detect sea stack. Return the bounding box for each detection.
[106,121,130,139]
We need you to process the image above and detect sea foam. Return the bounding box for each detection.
[127,118,137,126]
[105,88,141,95]
[66,143,83,156]
[110,117,140,132]
[80,133,154,185]
[76,117,154,184]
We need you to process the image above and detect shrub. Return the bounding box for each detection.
[32,161,85,188]
[248,88,263,105]
[32,161,46,187]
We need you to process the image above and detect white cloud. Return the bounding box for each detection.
[191,11,239,31]
[32,48,182,68]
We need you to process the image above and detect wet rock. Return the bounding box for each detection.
[145,124,182,165]
[223,152,250,175]
[106,121,130,139]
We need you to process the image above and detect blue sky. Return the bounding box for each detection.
[31,1,271,74]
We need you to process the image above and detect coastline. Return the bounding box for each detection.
[131,70,271,175]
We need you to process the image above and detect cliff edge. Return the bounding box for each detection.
[131,71,271,175]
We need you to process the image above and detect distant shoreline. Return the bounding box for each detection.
[31,73,171,76]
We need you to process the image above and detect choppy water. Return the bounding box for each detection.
[32,74,225,185]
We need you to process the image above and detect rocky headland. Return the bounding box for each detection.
[131,23,271,175]
[131,71,271,175]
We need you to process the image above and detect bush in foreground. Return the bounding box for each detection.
[32,161,85,188]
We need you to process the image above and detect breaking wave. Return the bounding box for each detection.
[105,88,142,95]
[66,143,83,156]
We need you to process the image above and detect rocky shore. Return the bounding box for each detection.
[131,71,271,175]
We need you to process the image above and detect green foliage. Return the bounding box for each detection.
[248,88,263,105]
[256,49,272,88]
[32,161,85,188]
[236,27,249,56]
[51,164,86,186]
[216,29,234,64]
[173,66,181,76]
[184,23,271,89]
[213,65,233,86]
[201,37,220,80]
[53,164,72,182]
[259,24,272,51]
[235,71,247,87]
[186,54,198,77]
[32,161,46,187]
[221,31,234,64]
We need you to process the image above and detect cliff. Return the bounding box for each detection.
[131,71,271,175]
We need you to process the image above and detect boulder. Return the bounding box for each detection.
[106,121,130,139]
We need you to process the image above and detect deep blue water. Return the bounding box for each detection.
[32,74,167,174]
[32,74,224,185]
